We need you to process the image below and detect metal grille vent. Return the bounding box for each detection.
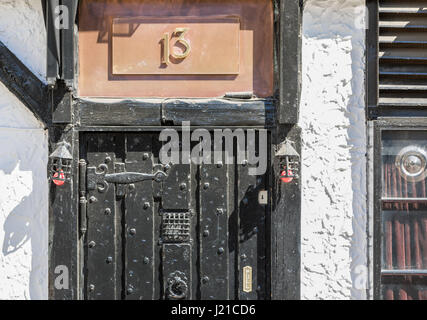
[379,0,427,108]
[162,212,190,243]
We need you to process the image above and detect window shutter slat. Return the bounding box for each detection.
[379,0,427,107]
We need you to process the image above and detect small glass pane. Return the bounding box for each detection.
[382,209,427,270]
[382,276,427,300]
[382,131,427,199]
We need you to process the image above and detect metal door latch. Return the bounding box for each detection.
[86,162,168,194]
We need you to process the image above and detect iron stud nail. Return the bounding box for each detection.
[88,241,96,248]
[216,208,224,215]
[242,198,248,205]
[104,208,111,215]
[202,276,209,284]
[203,230,210,237]
[129,228,136,236]
[89,196,97,203]
[180,183,187,191]
[217,247,224,255]
[143,202,150,209]
[217,161,223,168]
[106,256,113,264]
[242,160,248,166]
[203,182,210,190]
[128,184,135,191]
[143,257,150,264]
[241,254,247,260]
[143,153,149,160]
[89,284,95,292]
[105,156,111,164]
[127,288,134,295]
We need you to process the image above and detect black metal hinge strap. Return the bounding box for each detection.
[86,163,167,193]
[79,159,88,235]
[104,171,167,184]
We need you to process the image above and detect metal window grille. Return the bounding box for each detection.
[162,212,190,243]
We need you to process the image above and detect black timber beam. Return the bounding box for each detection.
[44,0,77,124]
[77,98,275,127]
[44,0,79,88]
[0,40,49,126]
[48,126,79,299]
[162,99,275,126]
[77,98,162,126]
[277,0,302,124]
[61,0,78,87]
[366,0,378,118]
[271,125,301,299]
[44,0,61,86]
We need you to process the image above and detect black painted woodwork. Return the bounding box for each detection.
[0,40,48,126]
[79,131,270,300]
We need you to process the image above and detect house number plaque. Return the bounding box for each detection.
[161,28,191,65]
[79,0,274,97]
[111,16,240,75]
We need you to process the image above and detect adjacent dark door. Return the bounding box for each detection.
[79,132,270,300]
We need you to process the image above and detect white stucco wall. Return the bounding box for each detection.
[300,0,368,299]
[0,0,48,299]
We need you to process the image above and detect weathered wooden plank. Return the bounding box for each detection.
[162,164,190,210]
[77,98,161,126]
[200,162,229,299]
[85,133,123,299]
[228,158,238,299]
[237,143,267,300]
[124,133,155,300]
[162,99,275,126]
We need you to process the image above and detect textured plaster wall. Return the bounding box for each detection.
[300,0,368,299]
[0,0,48,299]
[0,0,46,81]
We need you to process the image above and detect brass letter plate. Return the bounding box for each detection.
[243,266,253,293]
[112,16,240,75]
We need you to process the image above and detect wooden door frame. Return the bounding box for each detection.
[0,0,303,300]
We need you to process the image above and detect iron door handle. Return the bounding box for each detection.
[105,171,167,184]
[87,163,168,193]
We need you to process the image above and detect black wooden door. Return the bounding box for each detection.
[79,132,269,300]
